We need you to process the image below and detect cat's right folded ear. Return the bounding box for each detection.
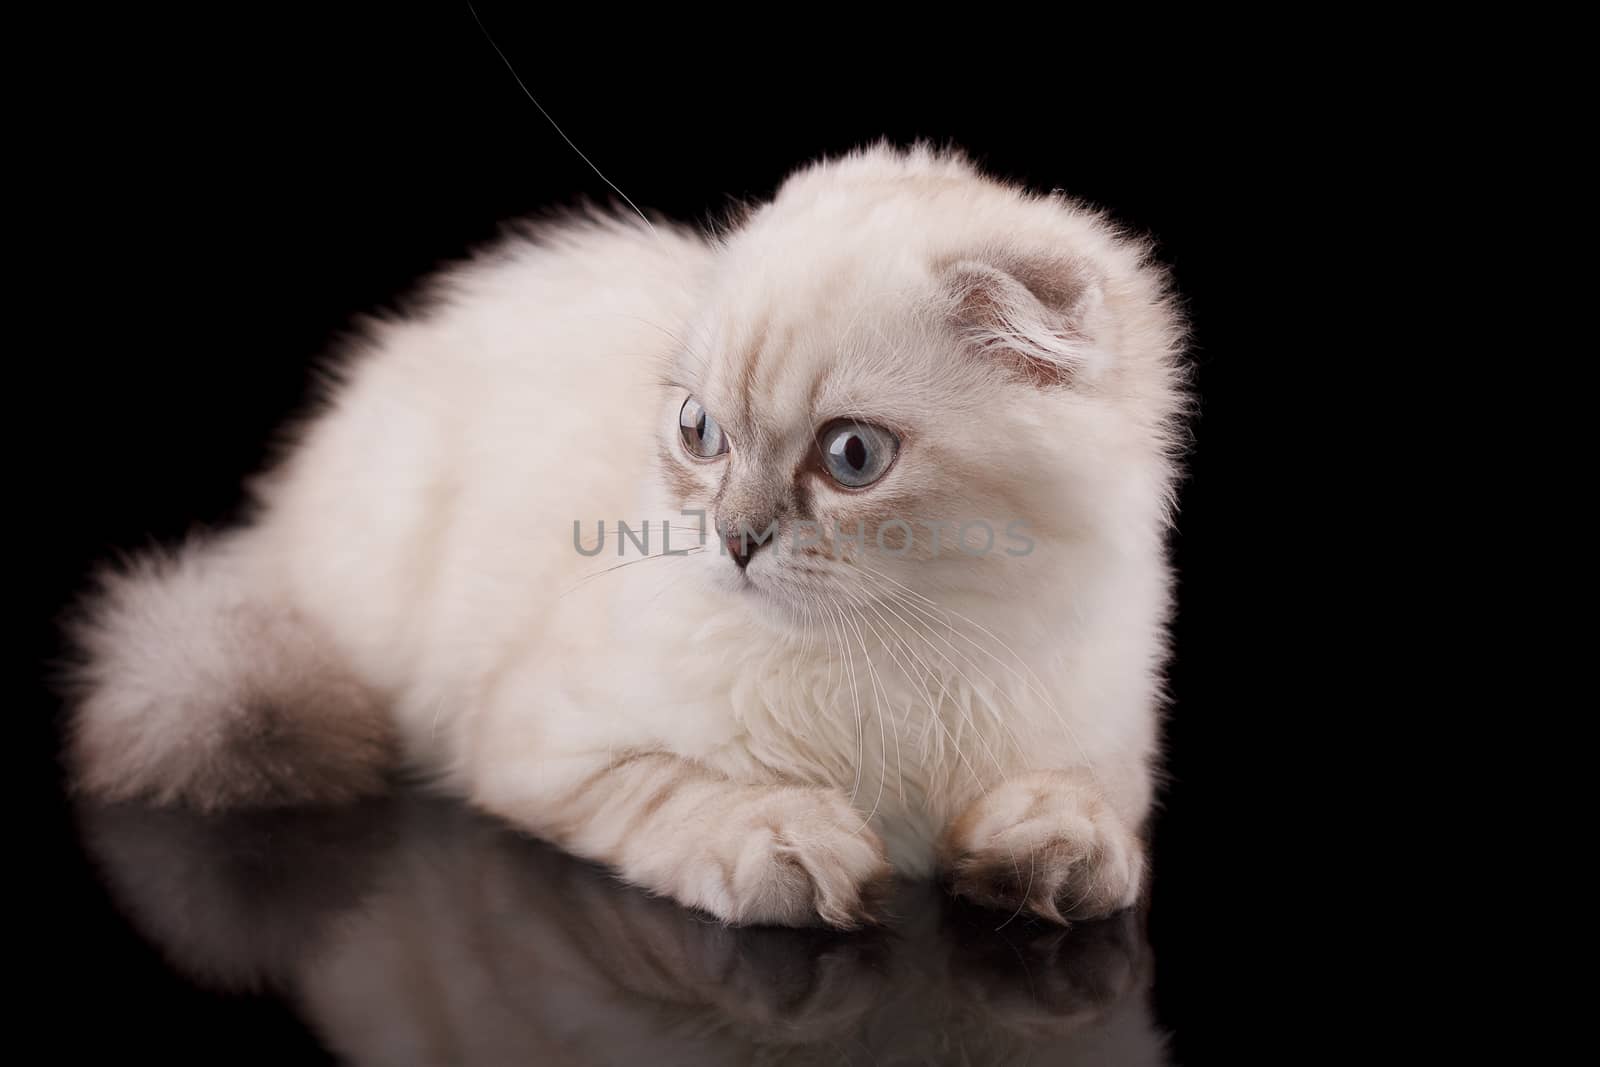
[937,249,1118,388]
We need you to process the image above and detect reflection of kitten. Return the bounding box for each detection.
[68,145,1188,927]
[80,796,1167,1065]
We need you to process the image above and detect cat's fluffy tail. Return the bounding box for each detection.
[65,536,395,810]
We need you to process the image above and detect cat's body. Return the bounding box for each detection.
[70,146,1187,926]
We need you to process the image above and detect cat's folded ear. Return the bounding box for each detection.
[939,250,1116,387]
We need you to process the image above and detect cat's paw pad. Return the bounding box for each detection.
[941,774,1142,924]
[700,788,891,929]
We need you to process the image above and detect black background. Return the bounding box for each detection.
[24,7,1327,1061]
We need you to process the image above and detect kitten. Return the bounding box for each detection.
[67,144,1188,928]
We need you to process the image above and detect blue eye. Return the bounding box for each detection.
[819,420,898,488]
[679,396,728,459]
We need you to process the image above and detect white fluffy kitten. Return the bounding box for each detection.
[69,145,1187,928]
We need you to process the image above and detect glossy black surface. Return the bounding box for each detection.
[72,794,1164,1065]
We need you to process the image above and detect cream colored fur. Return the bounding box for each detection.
[69,145,1187,926]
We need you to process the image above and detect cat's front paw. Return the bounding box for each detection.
[941,772,1143,924]
[693,788,892,930]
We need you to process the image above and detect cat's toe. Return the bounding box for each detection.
[712,789,892,929]
[945,833,1139,923]
[941,776,1142,923]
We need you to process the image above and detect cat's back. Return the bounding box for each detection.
[258,214,713,698]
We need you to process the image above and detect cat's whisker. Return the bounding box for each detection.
[624,314,715,374]
[883,590,1035,779]
[833,596,895,827]
[857,562,1101,780]
[824,600,866,808]
[467,3,662,243]
[859,562,1057,704]
[867,581,1027,764]
[805,595,822,665]
[646,314,722,388]
[850,570,1015,781]
[811,588,839,699]
[837,591,916,806]
[788,591,822,706]
[645,565,696,605]
[560,547,703,598]
[849,574,1032,915]
[846,580,1032,918]
[843,581,986,797]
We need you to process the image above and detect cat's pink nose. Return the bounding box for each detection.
[724,531,754,569]
[717,519,769,570]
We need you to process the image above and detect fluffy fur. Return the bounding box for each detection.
[67,145,1188,926]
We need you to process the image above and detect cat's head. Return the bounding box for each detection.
[652,146,1186,636]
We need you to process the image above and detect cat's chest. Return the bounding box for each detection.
[597,624,1000,873]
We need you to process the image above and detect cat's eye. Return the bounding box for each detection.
[678,396,728,460]
[818,420,898,488]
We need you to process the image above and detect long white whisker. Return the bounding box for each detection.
[851,571,1016,780]
[560,546,703,597]
[835,598,895,822]
[858,561,1100,780]
[839,581,992,798]
[467,3,661,243]
[824,602,865,807]
[860,576,1029,768]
